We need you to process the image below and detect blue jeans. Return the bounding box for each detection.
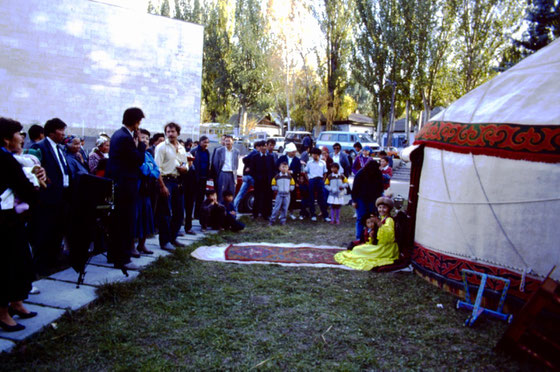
[355,199,375,239]
[157,179,184,246]
[233,175,254,212]
[309,177,328,218]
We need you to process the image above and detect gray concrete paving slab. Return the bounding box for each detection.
[89,253,155,269]
[25,279,97,311]
[0,304,65,341]
[143,245,173,259]
[175,235,203,244]
[49,265,140,286]
[0,338,16,353]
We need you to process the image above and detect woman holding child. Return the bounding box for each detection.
[334,196,399,270]
[0,117,45,332]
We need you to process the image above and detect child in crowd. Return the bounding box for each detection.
[346,214,378,250]
[380,156,393,191]
[222,190,245,232]
[13,143,44,214]
[269,162,295,226]
[325,163,348,225]
[201,190,226,231]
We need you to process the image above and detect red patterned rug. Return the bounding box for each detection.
[191,243,350,269]
[225,244,343,265]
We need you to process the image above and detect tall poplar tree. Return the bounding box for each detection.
[316,0,354,130]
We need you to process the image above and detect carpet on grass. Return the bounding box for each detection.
[191,242,353,270]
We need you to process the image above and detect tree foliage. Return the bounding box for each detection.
[515,0,560,55]
[315,0,354,129]
[147,0,529,132]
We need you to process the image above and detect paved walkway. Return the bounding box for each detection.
[0,221,213,353]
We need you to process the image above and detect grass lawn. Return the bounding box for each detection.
[0,206,536,370]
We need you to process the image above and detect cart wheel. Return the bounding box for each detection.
[456,300,461,309]
[507,314,513,324]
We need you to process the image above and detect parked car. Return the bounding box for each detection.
[316,131,380,155]
[284,131,313,153]
[269,135,285,153]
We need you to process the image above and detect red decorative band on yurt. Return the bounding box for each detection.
[412,242,541,299]
[414,121,560,163]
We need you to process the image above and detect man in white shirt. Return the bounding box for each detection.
[212,135,240,203]
[155,122,189,251]
[304,147,330,222]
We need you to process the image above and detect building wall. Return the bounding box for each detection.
[0,0,203,138]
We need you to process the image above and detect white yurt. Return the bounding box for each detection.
[407,38,560,302]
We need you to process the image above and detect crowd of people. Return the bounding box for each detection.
[0,108,397,332]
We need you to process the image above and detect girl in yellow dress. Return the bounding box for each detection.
[334,196,399,270]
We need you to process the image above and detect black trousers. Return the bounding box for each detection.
[30,196,68,275]
[156,178,184,246]
[109,179,138,266]
[0,210,34,306]
[253,177,272,219]
[193,177,207,220]
[183,178,196,232]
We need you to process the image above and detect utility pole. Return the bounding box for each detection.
[386,79,397,149]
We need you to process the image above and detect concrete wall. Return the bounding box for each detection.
[0,0,203,139]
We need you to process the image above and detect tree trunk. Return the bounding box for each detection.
[405,100,410,146]
[386,83,396,149]
[376,100,382,144]
[421,88,431,128]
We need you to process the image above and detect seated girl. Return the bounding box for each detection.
[334,196,399,270]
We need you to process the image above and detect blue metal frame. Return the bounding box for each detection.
[456,269,513,327]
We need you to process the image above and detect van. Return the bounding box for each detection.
[284,131,313,152]
[316,131,380,155]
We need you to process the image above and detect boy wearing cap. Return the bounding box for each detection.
[276,142,301,220]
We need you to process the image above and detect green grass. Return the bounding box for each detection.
[0,206,537,370]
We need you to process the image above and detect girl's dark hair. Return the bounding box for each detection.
[353,142,362,150]
[330,162,340,169]
[0,117,23,144]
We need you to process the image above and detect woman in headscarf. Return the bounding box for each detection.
[88,136,110,176]
[352,145,374,176]
[0,117,45,332]
[335,196,399,270]
[64,135,89,181]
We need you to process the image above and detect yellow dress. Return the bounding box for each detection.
[334,217,399,270]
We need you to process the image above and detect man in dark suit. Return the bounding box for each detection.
[250,140,275,219]
[191,135,211,220]
[106,107,146,271]
[276,142,301,220]
[30,118,71,275]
